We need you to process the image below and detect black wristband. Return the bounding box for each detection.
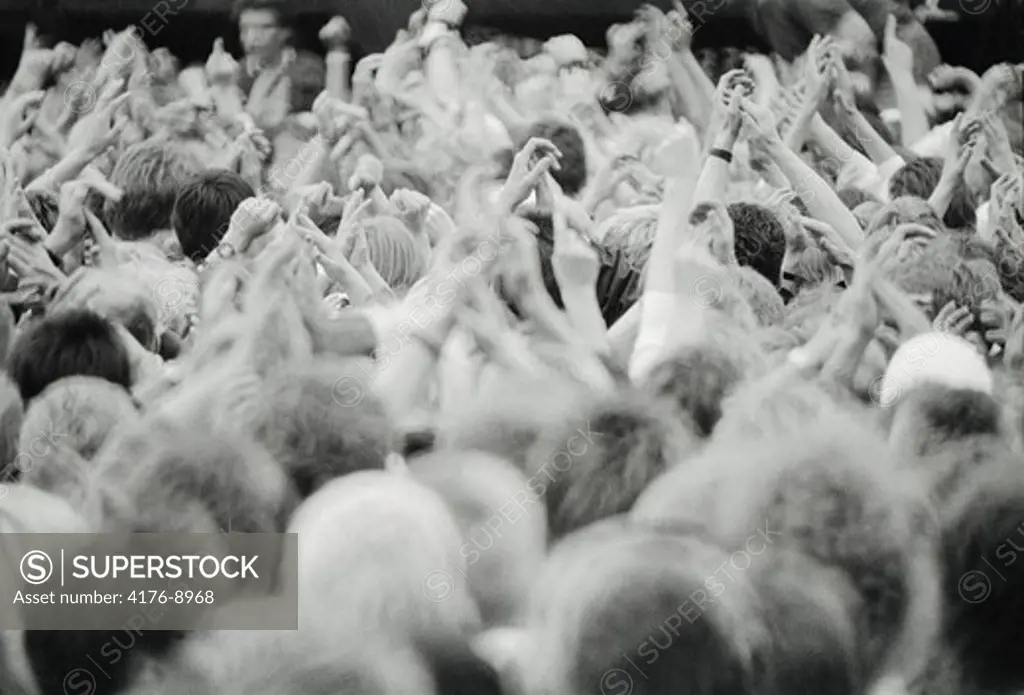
[710,148,733,164]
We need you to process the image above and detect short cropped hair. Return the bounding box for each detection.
[95,416,297,534]
[252,360,392,497]
[104,139,201,240]
[527,390,697,540]
[529,522,770,695]
[889,157,943,200]
[727,202,787,287]
[172,169,255,262]
[6,310,132,404]
[645,345,745,438]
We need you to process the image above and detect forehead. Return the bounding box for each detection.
[239,8,281,28]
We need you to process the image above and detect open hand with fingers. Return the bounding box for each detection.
[498,137,562,214]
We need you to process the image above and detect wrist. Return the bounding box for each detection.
[44,221,77,258]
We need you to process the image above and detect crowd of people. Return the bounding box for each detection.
[0,0,1022,692]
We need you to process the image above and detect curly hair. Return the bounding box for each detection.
[726,202,787,288]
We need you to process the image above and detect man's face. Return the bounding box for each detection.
[239,9,288,63]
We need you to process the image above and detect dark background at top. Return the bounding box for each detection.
[0,0,1021,85]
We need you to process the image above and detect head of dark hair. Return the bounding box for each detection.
[523,120,587,196]
[104,140,201,241]
[889,157,943,200]
[889,157,976,230]
[726,202,787,287]
[6,310,132,404]
[645,345,744,438]
[528,390,696,540]
[172,169,255,263]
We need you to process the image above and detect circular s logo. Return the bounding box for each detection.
[21,550,54,585]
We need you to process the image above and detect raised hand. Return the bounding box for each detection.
[933,301,974,337]
[714,68,755,108]
[319,16,352,51]
[929,64,981,95]
[738,97,782,149]
[498,137,562,213]
[205,38,238,86]
[881,15,914,77]
[804,35,836,106]
[552,210,600,297]
[0,90,44,149]
[347,154,384,193]
[10,24,53,93]
[72,91,131,158]
[222,197,283,255]
[427,0,468,26]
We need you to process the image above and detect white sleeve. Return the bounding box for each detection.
[628,292,676,384]
[871,155,908,202]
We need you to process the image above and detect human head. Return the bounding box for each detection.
[867,196,945,238]
[95,416,297,534]
[522,120,587,196]
[235,0,292,64]
[359,216,428,293]
[286,471,480,636]
[251,360,392,497]
[525,521,770,695]
[104,139,202,241]
[889,157,976,229]
[172,169,256,263]
[526,390,697,541]
[17,376,139,494]
[938,457,1024,692]
[410,451,547,627]
[6,310,132,405]
[726,202,787,287]
[729,265,785,327]
[879,332,993,408]
[634,415,941,690]
[50,268,161,352]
